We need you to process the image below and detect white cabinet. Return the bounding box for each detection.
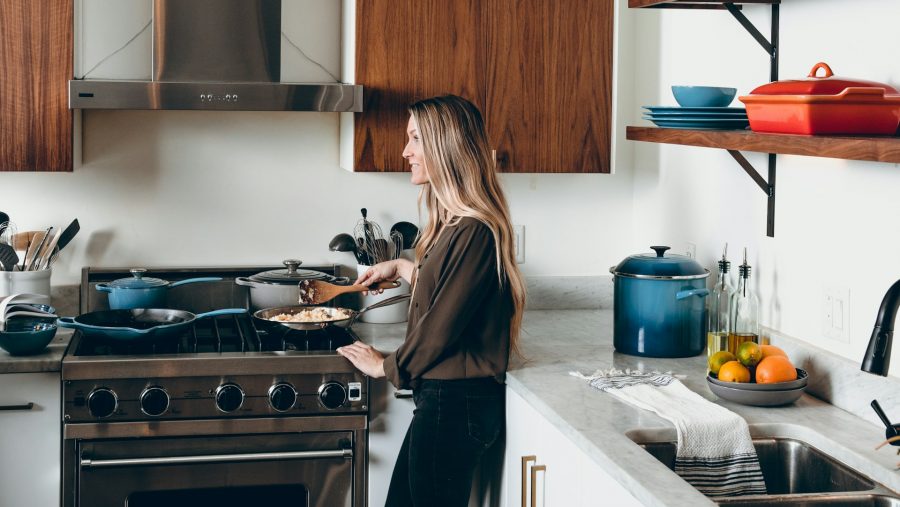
[367,379,415,507]
[0,372,61,507]
[503,387,643,507]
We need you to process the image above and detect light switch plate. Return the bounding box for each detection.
[823,286,850,342]
[514,225,525,264]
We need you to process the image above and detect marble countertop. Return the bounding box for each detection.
[0,328,73,374]
[354,310,900,507]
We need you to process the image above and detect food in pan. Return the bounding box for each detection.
[268,307,351,323]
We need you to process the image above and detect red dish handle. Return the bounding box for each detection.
[808,62,834,79]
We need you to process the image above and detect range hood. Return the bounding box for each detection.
[69,0,362,112]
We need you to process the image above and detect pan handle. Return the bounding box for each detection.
[168,277,223,288]
[193,308,249,320]
[675,288,710,300]
[346,294,411,328]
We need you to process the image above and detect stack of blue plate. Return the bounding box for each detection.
[643,106,749,130]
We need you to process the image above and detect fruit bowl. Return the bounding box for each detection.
[708,368,808,391]
[707,378,806,406]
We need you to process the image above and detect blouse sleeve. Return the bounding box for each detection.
[383,220,497,389]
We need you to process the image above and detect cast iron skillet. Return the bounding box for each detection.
[253,294,411,332]
[58,308,248,342]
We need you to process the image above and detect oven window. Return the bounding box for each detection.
[129,485,308,507]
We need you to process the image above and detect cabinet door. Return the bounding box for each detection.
[481,0,613,173]
[354,0,482,172]
[0,0,73,172]
[367,380,415,506]
[0,372,62,507]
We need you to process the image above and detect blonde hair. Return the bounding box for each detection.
[408,95,526,357]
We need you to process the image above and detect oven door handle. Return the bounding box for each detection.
[80,448,353,468]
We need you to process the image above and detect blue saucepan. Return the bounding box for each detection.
[58,308,247,342]
[610,246,710,358]
[96,268,222,310]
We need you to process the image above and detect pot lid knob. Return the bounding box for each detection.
[283,259,303,274]
[130,268,148,279]
[650,246,671,258]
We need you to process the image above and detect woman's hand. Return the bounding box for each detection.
[336,341,386,378]
[355,259,414,294]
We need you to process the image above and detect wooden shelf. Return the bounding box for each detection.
[627,126,900,164]
[628,0,777,8]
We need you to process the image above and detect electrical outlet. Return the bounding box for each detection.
[514,224,525,264]
[685,242,696,259]
[822,286,850,342]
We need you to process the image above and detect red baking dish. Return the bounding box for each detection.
[739,62,900,135]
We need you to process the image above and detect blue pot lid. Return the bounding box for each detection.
[610,246,709,280]
[107,268,170,289]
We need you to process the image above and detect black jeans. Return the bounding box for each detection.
[385,378,505,507]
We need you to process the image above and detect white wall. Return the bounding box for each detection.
[631,0,900,368]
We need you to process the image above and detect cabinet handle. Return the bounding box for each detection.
[393,391,413,399]
[521,455,536,507]
[531,464,546,507]
[0,402,34,411]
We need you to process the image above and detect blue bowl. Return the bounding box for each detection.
[672,86,737,108]
[0,318,58,356]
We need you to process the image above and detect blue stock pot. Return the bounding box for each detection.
[610,246,710,358]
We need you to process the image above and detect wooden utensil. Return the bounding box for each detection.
[298,279,401,305]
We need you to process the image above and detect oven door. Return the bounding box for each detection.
[64,416,366,507]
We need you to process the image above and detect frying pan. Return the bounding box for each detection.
[58,308,247,342]
[253,294,410,332]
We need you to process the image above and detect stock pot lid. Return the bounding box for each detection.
[106,268,170,289]
[249,260,332,284]
[610,246,709,279]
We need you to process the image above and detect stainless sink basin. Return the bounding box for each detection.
[630,435,900,506]
[638,437,874,494]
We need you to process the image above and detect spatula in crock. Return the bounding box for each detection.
[298,279,401,305]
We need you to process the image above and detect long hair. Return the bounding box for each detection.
[408,95,526,357]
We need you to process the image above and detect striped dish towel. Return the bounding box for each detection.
[571,369,767,498]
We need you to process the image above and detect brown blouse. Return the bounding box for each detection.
[382,217,513,390]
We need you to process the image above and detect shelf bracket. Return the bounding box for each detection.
[725,2,779,236]
[724,2,779,81]
[727,150,776,237]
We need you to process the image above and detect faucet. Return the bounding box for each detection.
[861,279,900,376]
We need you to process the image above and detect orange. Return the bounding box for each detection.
[736,341,763,367]
[755,356,798,384]
[760,344,788,359]
[718,361,751,383]
[708,351,737,375]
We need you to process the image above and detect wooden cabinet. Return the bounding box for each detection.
[502,387,643,507]
[0,1,74,172]
[0,372,62,507]
[353,0,612,173]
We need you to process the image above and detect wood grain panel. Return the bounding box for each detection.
[626,126,900,163]
[481,0,612,173]
[355,0,481,172]
[0,0,73,172]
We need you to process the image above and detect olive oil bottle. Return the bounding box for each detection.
[728,248,759,354]
[706,245,734,359]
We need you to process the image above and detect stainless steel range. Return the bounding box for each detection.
[61,266,368,507]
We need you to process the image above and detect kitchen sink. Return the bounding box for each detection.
[637,438,874,494]
[628,433,900,506]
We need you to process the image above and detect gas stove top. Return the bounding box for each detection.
[62,265,368,423]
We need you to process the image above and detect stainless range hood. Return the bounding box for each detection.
[69,0,362,112]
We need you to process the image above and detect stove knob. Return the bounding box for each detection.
[318,382,347,410]
[88,388,118,419]
[140,386,170,417]
[268,383,297,412]
[215,383,244,413]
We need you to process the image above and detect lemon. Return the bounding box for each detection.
[736,341,763,367]
[708,350,737,375]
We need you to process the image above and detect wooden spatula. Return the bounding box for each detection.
[298,279,401,305]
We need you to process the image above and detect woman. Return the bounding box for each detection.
[336,95,526,506]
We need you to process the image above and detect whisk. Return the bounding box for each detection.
[353,208,389,265]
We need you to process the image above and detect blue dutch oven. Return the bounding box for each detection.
[610,246,710,358]
[96,269,222,310]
